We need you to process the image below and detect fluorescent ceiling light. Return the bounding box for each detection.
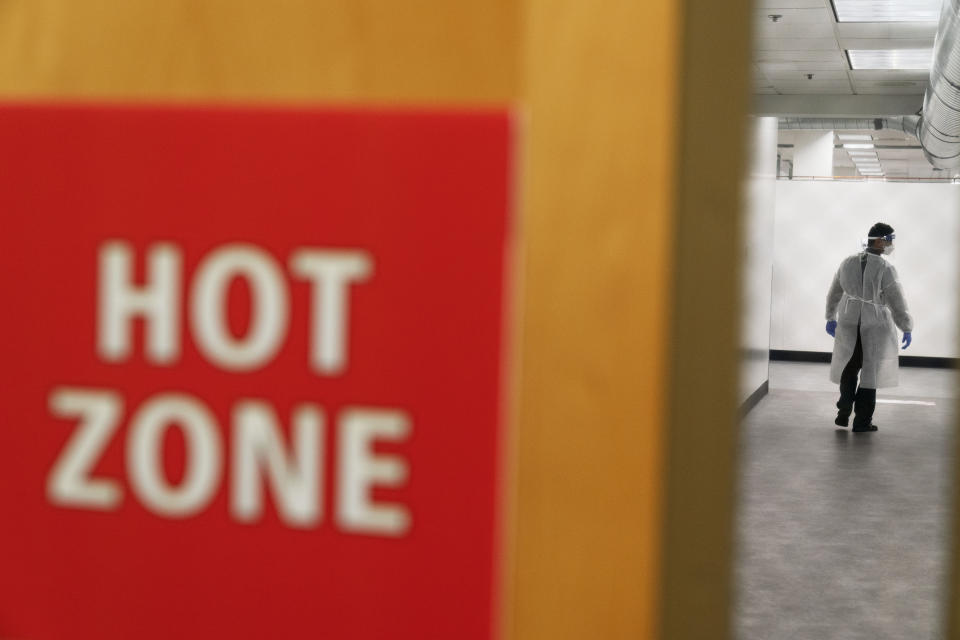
[844,143,875,149]
[848,151,878,157]
[848,49,934,70]
[832,0,941,22]
[838,134,873,141]
[855,161,882,166]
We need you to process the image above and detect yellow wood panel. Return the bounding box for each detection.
[0,0,518,102]
[659,2,752,637]
[509,1,679,638]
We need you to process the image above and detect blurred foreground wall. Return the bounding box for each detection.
[0,2,752,638]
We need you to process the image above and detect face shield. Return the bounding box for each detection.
[866,233,895,255]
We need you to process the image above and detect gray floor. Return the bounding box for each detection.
[734,362,956,640]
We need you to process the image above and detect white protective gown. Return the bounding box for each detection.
[825,252,913,388]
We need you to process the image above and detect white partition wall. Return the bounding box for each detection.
[771,180,960,359]
[740,117,778,403]
[792,131,834,178]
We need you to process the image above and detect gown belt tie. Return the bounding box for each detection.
[843,293,883,320]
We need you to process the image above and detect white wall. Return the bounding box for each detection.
[771,181,960,358]
[740,117,778,403]
[792,131,834,177]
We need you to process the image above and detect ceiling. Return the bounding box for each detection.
[753,0,948,178]
[753,0,935,97]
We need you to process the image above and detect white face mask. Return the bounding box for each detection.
[883,244,895,255]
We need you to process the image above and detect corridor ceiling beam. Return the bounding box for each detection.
[753,94,923,117]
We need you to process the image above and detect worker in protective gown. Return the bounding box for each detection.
[825,222,913,432]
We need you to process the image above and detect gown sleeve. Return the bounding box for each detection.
[825,266,843,321]
[882,264,914,332]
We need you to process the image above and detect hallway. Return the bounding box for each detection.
[734,362,956,639]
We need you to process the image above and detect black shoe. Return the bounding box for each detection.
[852,424,878,432]
[835,414,849,427]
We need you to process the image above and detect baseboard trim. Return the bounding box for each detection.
[770,350,829,363]
[740,380,769,417]
[770,350,957,369]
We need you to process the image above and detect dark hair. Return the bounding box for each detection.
[868,222,894,238]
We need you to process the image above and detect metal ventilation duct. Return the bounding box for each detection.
[778,117,919,137]
[917,0,960,168]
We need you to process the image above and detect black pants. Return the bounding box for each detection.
[837,326,876,428]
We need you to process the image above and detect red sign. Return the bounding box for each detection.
[0,104,514,639]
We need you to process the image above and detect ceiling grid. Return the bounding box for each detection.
[753,0,935,96]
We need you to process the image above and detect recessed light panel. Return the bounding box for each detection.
[832,0,941,22]
[844,143,876,149]
[838,134,873,141]
[848,49,934,70]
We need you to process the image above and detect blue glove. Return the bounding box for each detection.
[826,320,837,337]
[902,332,912,349]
